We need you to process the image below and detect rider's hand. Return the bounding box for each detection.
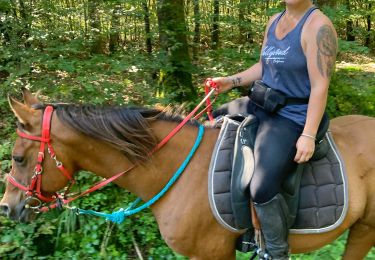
[211,77,233,93]
[294,135,315,164]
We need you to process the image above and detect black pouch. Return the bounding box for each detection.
[248,80,286,113]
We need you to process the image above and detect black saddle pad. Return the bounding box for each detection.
[208,115,348,234]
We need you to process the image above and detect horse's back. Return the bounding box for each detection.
[330,115,375,160]
[331,114,375,128]
[331,114,375,229]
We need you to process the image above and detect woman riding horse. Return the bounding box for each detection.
[210,0,337,258]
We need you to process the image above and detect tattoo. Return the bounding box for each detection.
[231,77,242,87]
[316,25,337,78]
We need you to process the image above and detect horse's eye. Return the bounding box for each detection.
[12,155,24,164]
[16,121,25,130]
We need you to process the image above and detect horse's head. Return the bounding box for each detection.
[0,89,75,222]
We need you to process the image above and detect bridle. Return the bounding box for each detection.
[6,80,218,212]
[7,105,75,209]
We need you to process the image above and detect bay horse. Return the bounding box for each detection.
[1,89,374,259]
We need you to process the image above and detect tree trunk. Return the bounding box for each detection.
[192,0,200,60]
[109,4,121,54]
[18,0,31,46]
[211,0,219,49]
[346,0,355,41]
[247,2,253,44]
[157,0,196,102]
[365,3,372,47]
[238,0,247,44]
[315,0,335,7]
[65,0,74,32]
[142,0,152,54]
[88,0,106,54]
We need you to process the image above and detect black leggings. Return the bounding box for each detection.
[213,97,303,204]
[250,106,303,203]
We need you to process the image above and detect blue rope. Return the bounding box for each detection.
[76,124,205,224]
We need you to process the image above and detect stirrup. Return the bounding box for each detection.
[250,229,272,260]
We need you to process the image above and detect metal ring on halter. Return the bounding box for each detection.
[55,160,62,167]
[33,166,43,175]
[24,196,42,210]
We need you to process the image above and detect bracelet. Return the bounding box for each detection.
[301,133,316,141]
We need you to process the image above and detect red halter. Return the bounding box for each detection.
[7,106,75,207]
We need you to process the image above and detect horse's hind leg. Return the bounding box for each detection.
[343,222,375,260]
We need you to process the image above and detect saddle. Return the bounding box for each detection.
[207,113,348,251]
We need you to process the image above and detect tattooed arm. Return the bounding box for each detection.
[295,13,337,163]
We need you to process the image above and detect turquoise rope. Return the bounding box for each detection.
[76,124,205,224]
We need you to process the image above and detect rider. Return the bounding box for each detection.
[210,0,337,258]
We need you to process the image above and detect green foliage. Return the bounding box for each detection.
[327,64,375,117]
[0,0,374,258]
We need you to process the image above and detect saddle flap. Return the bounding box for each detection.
[208,114,246,232]
[231,115,259,229]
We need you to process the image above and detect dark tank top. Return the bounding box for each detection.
[261,7,318,126]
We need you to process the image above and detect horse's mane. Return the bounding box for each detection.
[34,103,195,163]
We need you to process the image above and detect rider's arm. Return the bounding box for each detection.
[295,13,337,164]
[303,14,337,138]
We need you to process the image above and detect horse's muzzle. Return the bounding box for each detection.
[0,203,10,217]
[0,200,36,222]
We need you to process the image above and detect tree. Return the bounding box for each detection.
[142,0,152,54]
[88,0,106,54]
[192,0,200,60]
[109,3,121,54]
[315,0,336,7]
[211,0,219,49]
[345,0,355,41]
[365,2,372,47]
[157,0,196,102]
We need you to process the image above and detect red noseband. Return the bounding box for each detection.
[7,105,75,206]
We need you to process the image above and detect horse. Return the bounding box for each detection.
[0,89,374,259]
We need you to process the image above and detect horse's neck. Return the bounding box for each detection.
[75,120,219,202]
[125,121,207,200]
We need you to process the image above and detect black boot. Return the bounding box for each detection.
[254,194,290,260]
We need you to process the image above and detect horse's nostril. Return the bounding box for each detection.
[0,203,10,216]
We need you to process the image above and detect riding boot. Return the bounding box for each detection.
[254,194,290,260]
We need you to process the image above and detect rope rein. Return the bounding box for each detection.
[75,124,205,224]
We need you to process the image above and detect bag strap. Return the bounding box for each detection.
[285,96,309,105]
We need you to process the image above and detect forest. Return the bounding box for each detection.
[0,0,374,259]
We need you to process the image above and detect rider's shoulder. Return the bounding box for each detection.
[265,12,282,32]
[268,12,282,25]
[305,10,336,35]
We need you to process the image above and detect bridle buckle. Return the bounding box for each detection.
[24,196,42,212]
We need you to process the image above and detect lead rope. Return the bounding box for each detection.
[73,124,204,224]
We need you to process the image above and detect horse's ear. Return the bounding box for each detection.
[22,87,41,107]
[8,96,35,125]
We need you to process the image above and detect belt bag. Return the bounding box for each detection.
[248,80,309,113]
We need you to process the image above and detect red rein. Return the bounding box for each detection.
[7,81,218,212]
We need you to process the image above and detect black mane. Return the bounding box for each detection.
[35,103,196,163]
